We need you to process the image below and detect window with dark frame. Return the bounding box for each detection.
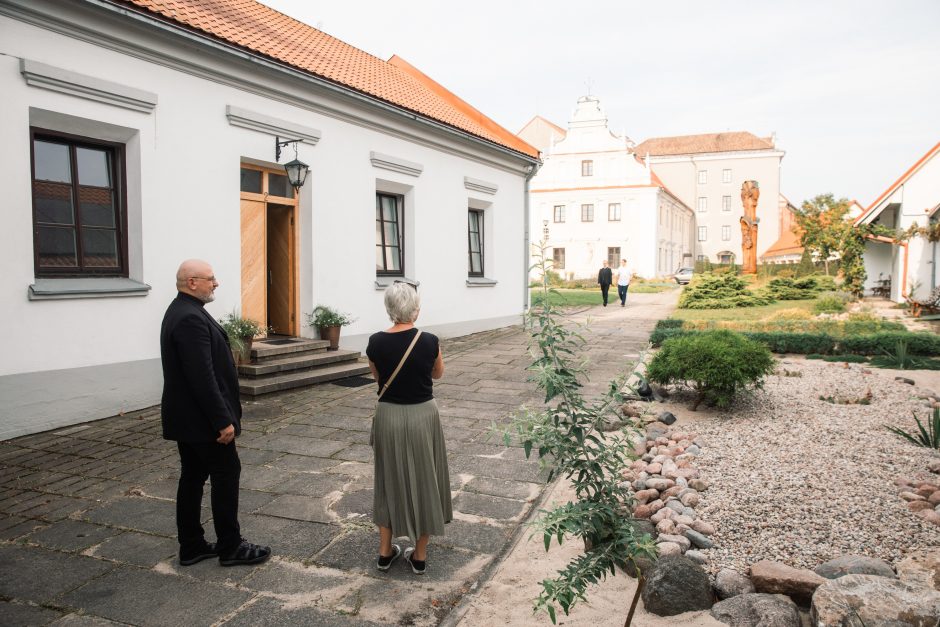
[607,247,620,267]
[30,129,126,276]
[468,209,484,277]
[376,192,404,275]
[552,247,565,270]
[581,204,594,222]
[608,203,621,221]
[553,205,565,223]
[581,160,593,176]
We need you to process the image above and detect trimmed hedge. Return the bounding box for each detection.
[655,318,685,330]
[840,331,940,356]
[744,332,837,354]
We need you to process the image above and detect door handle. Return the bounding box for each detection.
[268,270,273,286]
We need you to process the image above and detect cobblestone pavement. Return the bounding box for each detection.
[0,291,677,626]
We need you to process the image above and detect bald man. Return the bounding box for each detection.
[160,259,270,567]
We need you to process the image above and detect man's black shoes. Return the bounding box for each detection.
[179,542,219,566]
[219,540,272,566]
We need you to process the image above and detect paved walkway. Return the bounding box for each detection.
[0,291,677,627]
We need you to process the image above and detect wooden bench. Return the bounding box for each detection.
[906,285,940,318]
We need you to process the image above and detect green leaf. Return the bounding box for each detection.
[524,440,533,459]
[547,605,556,624]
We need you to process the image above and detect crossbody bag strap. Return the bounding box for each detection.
[377,330,422,401]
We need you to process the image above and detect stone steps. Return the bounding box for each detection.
[239,337,371,397]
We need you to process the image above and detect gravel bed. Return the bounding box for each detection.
[679,358,940,575]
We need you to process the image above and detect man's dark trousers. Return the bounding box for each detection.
[177,441,241,554]
[600,284,610,305]
[618,284,629,305]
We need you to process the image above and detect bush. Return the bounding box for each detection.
[765,277,819,300]
[815,275,838,291]
[843,313,904,335]
[806,353,869,363]
[654,319,685,330]
[650,327,693,346]
[766,308,814,322]
[679,273,774,309]
[814,294,847,314]
[840,332,940,356]
[744,331,837,354]
[647,330,775,410]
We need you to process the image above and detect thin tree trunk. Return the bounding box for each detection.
[824,258,830,276]
[624,575,645,627]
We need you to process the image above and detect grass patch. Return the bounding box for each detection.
[530,288,604,307]
[630,282,678,293]
[671,300,819,322]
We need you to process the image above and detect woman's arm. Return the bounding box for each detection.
[431,348,444,379]
[368,360,380,382]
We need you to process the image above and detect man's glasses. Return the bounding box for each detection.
[190,276,217,282]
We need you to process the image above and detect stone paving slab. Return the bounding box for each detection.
[60,566,253,626]
[0,291,673,625]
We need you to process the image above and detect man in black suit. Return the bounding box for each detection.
[597,259,613,307]
[161,259,270,567]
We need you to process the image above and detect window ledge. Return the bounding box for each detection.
[374,276,420,290]
[28,278,151,300]
[466,277,497,287]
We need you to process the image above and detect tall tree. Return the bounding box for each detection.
[792,194,852,275]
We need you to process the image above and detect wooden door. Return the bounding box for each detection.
[267,203,294,335]
[240,198,267,330]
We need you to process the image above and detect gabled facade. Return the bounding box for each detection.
[856,141,940,301]
[524,97,694,279]
[634,132,785,265]
[0,0,538,439]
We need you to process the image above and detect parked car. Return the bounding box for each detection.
[673,267,694,285]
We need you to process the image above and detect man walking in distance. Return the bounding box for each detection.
[161,259,271,567]
[616,258,631,307]
[597,259,613,307]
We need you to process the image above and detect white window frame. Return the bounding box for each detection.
[721,225,731,241]
[698,226,707,241]
[608,202,621,221]
[698,169,707,184]
[697,197,707,213]
[722,195,732,211]
[581,160,593,177]
[722,168,732,183]
[581,204,594,222]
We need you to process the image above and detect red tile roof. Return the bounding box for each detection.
[762,225,804,258]
[634,131,775,157]
[115,0,538,159]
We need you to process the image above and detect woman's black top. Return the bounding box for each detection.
[366,328,439,404]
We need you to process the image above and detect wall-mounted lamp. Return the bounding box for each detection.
[275,136,310,191]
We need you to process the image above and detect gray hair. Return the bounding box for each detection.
[384,281,420,323]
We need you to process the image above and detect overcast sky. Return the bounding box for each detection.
[264,0,940,207]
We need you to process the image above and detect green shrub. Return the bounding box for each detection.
[840,332,940,356]
[647,330,775,410]
[743,331,837,354]
[765,277,819,300]
[679,273,774,309]
[650,327,693,346]
[814,294,847,314]
[654,319,684,330]
[805,353,869,363]
[814,275,838,291]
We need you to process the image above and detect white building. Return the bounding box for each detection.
[855,141,940,302]
[633,132,785,265]
[520,97,694,280]
[0,0,539,439]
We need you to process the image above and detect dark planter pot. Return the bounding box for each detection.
[234,335,254,365]
[319,325,341,351]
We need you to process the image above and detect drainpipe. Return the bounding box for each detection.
[523,161,541,311]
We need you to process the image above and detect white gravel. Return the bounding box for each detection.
[668,358,940,575]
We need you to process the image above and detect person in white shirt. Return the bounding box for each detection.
[616,258,631,307]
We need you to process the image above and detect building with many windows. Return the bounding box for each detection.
[0,0,539,439]
[633,132,785,265]
[519,97,694,280]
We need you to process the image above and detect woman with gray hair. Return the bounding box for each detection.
[366,280,450,575]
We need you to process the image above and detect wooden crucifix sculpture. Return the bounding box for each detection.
[739,180,760,274]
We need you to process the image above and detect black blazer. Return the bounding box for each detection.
[160,292,242,443]
[598,267,613,286]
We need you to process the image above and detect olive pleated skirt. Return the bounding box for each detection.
[372,399,452,542]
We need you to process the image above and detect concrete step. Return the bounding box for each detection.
[238,349,362,377]
[250,338,329,362]
[239,361,373,396]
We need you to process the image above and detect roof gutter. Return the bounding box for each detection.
[83,0,538,167]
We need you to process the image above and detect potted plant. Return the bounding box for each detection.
[306,305,354,351]
[219,310,265,364]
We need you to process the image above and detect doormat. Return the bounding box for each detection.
[331,376,374,388]
[260,339,299,345]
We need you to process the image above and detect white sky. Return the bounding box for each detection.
[263,0,940,207]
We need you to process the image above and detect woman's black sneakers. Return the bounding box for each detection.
[403,547,426,574]
[377,544,402,571]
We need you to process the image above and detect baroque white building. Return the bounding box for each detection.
[0,0,539,439]
[520,97,694,280]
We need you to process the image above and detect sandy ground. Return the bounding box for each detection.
[455,477,723,627]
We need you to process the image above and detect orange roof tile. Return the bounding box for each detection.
[634,131,775,157]
[762,225,804,258]
[116,0,538,159]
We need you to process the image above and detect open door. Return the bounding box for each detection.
[239,164,299,336]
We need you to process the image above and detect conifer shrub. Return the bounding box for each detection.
[813,293,848,314]
[647,330,775,410]
[840,331,940,356]
[744,331,837,354]
[678,273,774,309]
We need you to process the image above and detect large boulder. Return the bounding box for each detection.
[714,569,755,600]
[750,560,826,606]
[896,548,940,591]
[710,593,801,627]
[641,555,713,616]
[814,555,897,580]
[812,574,940,626]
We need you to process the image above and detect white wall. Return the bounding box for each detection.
[0,5,532,438]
